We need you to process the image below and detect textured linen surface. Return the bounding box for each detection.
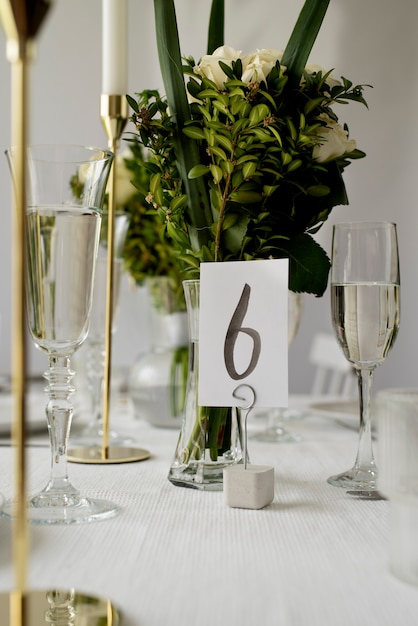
[0,397,417,626]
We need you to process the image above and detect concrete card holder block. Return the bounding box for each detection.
[223,464,274,509]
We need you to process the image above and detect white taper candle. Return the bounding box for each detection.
[102,0,128,95]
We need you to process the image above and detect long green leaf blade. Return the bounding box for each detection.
[207,0,224,54]
[153,0,212,249]
[282,0,330,88]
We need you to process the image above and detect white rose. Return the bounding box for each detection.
[241,48,283,84]
[194,45,244,88]
[312,113,356,163]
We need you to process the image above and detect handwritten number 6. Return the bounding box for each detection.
[224,283,261,380]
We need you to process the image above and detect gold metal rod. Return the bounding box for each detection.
[0,2,52,621]
[10,46,29,604]
[101,136,118,459]
[100,94,127,461]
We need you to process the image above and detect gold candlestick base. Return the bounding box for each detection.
[68,445,150,464]
[0,589,120,624]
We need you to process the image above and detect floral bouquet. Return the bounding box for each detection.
[126,0,369,488]
[127,0,369,297]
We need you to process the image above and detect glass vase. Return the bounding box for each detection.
[168,279,244,491]
[129,276,189,428]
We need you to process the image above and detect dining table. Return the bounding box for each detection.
[0,388,417,626]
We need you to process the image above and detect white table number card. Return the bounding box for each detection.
[199,259,289,408]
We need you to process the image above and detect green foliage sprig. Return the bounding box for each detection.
[121,142,184,293]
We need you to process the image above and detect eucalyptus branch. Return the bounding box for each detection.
[214,170,233,262]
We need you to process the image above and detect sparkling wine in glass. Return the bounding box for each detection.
[328,221,400,494]
[3,144,119,524]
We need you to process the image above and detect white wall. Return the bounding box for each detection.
[0,0,416,392]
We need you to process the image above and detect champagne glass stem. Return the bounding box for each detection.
[71,337,134,446]
[87,340,105,432]
[354,368,376,473]
[327,365,378,490]
[41,355,79,501]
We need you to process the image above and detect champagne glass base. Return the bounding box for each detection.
[70,425,135,447]
[251,408,301,443]
[327,466,377,492]
[251,425,300,443]
[0,589,120,623]
[0,495,119,525]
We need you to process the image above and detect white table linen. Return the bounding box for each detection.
[0,395,417,626]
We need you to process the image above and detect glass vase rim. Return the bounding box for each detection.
[5,143,114,164]
[332,220,397,230]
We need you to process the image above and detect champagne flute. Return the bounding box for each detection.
[71,213,133,446]
[3,144,119,524]
[328,221,400,494]
[252,291,303,442]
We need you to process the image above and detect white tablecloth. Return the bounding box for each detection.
[0,395,417,626]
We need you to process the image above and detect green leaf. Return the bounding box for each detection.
[170,194,188,212]
[229,190,263,204]
[199,88,224,99]
[150,172,161,195]
[246,127,274,142]
[282,0,331,89]
[221,160,234,175]
[284,234,331,296]
[307,184,331,197]
[216,134,233,152]
[249,104,271,126]
[287,159,303,172]
[188,164,209,179]
[177,253,201,270]
[209,145,228,161]
[207,0,224,54]
[126,94,139,114]
[183,126,206,140]
[242,161,257,179]
[222,215,250,254]
[210,164,223,183]
[218,60,235,80]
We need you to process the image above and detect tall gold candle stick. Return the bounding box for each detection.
[0,1,50,618]
[68,95,150,465]
[8,38,30,626]
[0,2,121,622]
[100,94,127,459]
[98,94,150,462]
[67,0,149,464]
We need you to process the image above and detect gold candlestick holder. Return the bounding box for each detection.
[67,94,150,465]
[0,1,120,622]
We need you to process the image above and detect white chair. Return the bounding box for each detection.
[309,332,357,397]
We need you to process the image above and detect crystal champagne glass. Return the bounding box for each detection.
[252,291,303,442]
[3,144,119,524]
[71,213,133,446]
[328,221,400,494]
